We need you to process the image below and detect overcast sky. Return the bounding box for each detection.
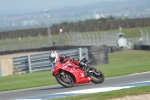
[0,0,123,15]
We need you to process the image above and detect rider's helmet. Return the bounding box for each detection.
[49,51,58,63]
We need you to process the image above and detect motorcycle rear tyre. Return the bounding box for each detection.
[89,67,104,84]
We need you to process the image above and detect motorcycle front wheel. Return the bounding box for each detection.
[55,72,74,88]
[89,67,104,84]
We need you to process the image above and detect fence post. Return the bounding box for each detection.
[79,48,82,60]
[0,68,2,77]
[92,32,95,45]
[48,27,51,46]
[28,55,32,73]
[85,48,89,60]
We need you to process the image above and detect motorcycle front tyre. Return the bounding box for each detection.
[55,73,75,88]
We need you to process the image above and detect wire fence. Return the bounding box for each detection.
[0,30,150,52]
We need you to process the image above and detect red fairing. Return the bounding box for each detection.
[52,62,61,76]
[52,60,92,84]
[70,58,80,65]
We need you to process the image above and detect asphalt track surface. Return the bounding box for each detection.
[0,72,150,100]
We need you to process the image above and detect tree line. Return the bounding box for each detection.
[53,15,124,26]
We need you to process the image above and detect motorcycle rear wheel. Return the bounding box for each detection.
[89,67,104,84]
[55,72,74,88]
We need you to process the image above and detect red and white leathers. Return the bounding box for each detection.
[49,51,58,72]
[49,51,77,71]
[49,51,87,72]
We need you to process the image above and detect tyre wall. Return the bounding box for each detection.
[88,45,108,66]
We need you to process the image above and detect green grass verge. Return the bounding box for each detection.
[0,71,57,91]
[96,50,150,78]
[99,27,142,38]
[0,50,150,92]
[53,85,150,100]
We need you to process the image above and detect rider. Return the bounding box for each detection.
[49,51,89,76]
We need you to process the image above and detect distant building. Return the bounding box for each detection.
[23,20,38,26]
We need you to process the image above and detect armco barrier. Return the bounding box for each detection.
[0,45,108,76]
[141,45,150,50]
[13,48,89,73]
[134,44,150,50]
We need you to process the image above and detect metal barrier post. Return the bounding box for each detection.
[28,55,32,73]
[85,48,89,60]
[79,48,82,60]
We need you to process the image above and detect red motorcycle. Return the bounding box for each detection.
[52,58,104,88]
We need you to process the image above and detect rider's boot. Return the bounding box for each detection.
[80,62,90,77]
[84,68,90,77]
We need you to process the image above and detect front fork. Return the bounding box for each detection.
[88,69,100,76]
[60,71,66,78]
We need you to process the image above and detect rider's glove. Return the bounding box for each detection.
[80,62,87,69]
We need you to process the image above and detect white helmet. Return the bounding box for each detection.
[49,51,58,63]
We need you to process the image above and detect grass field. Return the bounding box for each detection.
[0,50,150,92]
[96,50,150,78]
